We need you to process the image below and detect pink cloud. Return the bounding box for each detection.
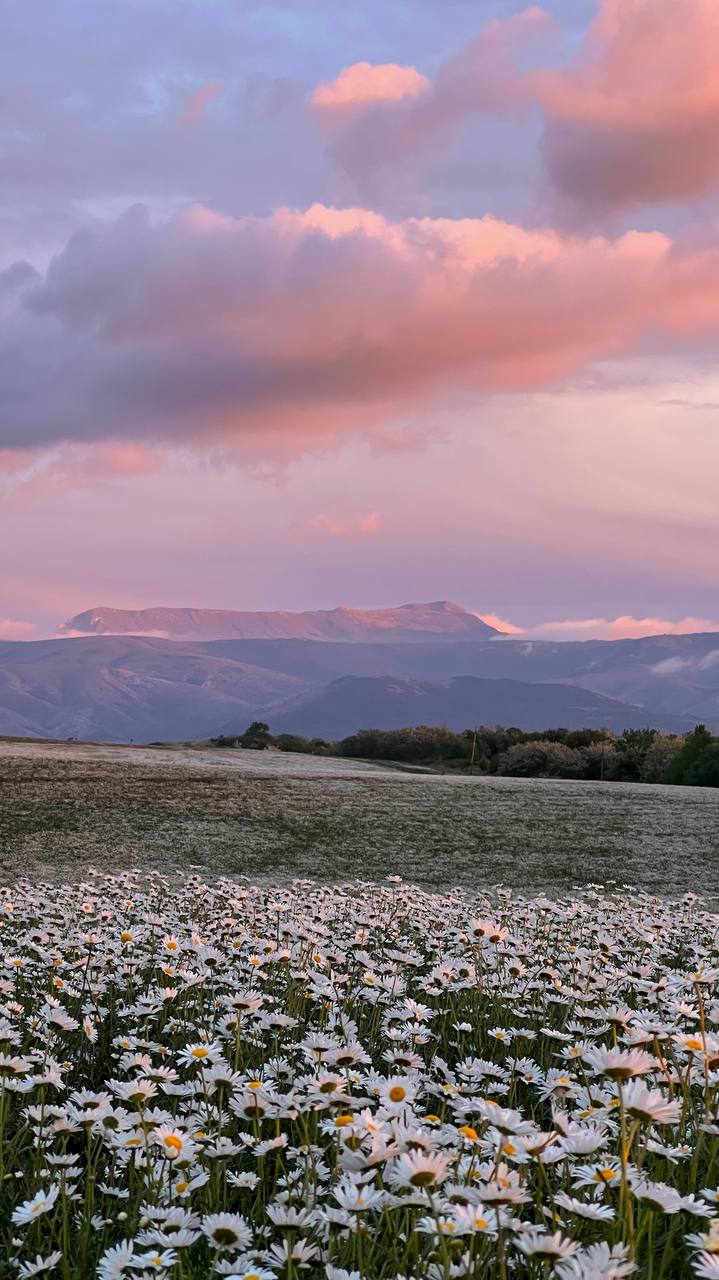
[532,0,719,213]
[483,614,719,641]
[310,63,429,116]
[7,199,719,461]
[312,2,719,216]
[177,82,222,129]
[357,511,382,535]
[296,510,383,538]
[0,619,37,640]
[310,9,550,187]
[476,613,522,634]
[3,443,160,501]
[0,450,35,474]
[79,443,160,479]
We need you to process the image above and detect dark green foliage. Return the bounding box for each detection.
[211,721,719,786]
[684,743,719,787]
[662,724,714,785]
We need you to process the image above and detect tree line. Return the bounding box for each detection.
[211,721,719,787]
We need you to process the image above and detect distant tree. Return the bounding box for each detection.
[273,733,330,755]
[274,733,310,753]
[640,733,684,783]
[497,740,586,779]
[662,724,713,785]
[239,721,272,750]
[608,728,658,782]
[564,728,612,750]
[684,743,719,788]
[338,726,466,765]
[581,739,618,781]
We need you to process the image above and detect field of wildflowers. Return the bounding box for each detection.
[2,741,718,898]
[0,872,718,1279]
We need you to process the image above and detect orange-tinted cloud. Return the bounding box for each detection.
[312,2,719,215]
[3,443,160,501]
[310,63,429,115]
[0,619,37,640]
[533,0,719,213]
[309,9,550,188]
[476,613,522,635]
[295,510,383,538]
[0,450,35,474]
[178,82,222,129]
[7,199,719,460]
[482,614,719,641]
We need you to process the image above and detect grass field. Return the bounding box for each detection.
[1,739,717,897]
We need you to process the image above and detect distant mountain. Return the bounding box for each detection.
[265,675,696,740]
[1,628,717,743]
[0,636,306,743]
[59,601,501,643]
[200,632,719,721]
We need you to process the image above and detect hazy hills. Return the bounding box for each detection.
[0,636,304,743]
[265,675,693,740]
[60,600,500,643]
[2,621,717,742]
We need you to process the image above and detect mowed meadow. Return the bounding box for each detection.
[0,740,717,898]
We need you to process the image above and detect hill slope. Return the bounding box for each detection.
[178,633,719,722]
[59,601,500,643]
[266,675,695,739]
[0,637,306,743]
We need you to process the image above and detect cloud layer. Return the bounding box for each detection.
[310,63,429,113]
[312,0,719,216]
[535,0,719,213]
[4,198,719,459]
[0,619,37,641]
[480,615,719,642]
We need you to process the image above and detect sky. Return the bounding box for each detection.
[2,0,719,641]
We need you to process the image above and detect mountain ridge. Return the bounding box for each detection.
[59,601,500,644]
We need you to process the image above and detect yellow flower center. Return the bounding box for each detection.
[164,1135,183,1151]
[335,1114,354,1127]
[389,1086,406,1102]
[191,1047,209,1058]
[458,1125,478,1141]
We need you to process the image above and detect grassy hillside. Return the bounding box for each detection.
[0,740,717,898]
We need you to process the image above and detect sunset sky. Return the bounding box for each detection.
[2,0,719,641]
